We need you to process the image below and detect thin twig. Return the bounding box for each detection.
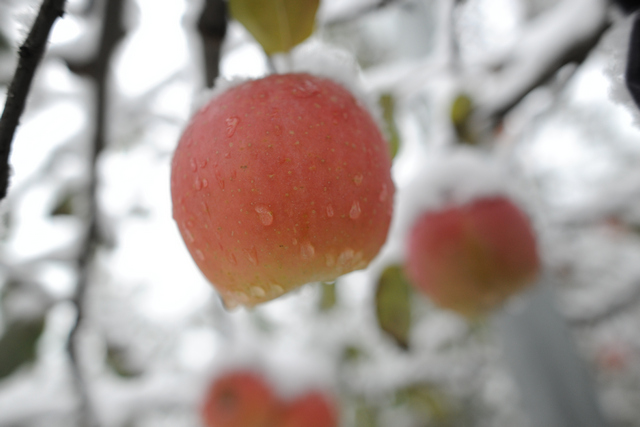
[0,0,67,201]
[65,0,126,426]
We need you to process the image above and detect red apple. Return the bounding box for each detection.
[279,391,338,427]
[201,370,279,427]
[405,196,540,317]
[171,73,394,308]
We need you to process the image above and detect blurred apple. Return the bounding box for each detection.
[405,196,540,317]
[201,370,279,427]
[279,391,338,427]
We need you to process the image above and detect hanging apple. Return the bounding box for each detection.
[171,73,394,308]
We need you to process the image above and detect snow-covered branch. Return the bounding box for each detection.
[472,0,609,120]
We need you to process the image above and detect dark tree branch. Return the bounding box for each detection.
[197,0,227,88]
[65,0,126,426]
[612,0,640,14]
[625,13,640,109]
[491,22,610,122]
[0,0,67,202]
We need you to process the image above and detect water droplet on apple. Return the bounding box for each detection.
[270,284,284,296]
[255,205,274,226]
[326,204,334,218]
[292,79,320,98]
[194,176,203,190]
[325,253,336,267]
[353,174,363,186]
[244,246,258,266]
[202,179,208,188]
[190,158,198,172]
[338,248,355,266]
[215,170,225,189]
[226,116,239,137]
[349,201,362,219]
[227,252,237,265]
[195,249,205,261]
[235,291,249,305]
[199,158,208,169]
[301,241,315,259]
[379,184,388,202]
[182,222,195,243]
[250,286,265,298]
[221,294,240,310]
[352,251,365,269]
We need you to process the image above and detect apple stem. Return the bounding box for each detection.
[492,278,610,427]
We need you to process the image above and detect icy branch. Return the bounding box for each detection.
[0,0,67,202]
[472,0,609,121]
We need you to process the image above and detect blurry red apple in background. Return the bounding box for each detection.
[201,370,339,427]
[171,73,394,308]
[201,370,279,427]
[279,391,338,427]
[405,196,540,318]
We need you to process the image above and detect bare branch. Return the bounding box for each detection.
[0,0,67,202]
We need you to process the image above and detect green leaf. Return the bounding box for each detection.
[229,0,319,55]
[341,344,366,363]
[379,93,401,158]
[355,399,378,427]
[51,193,75,216]
[395,384,452,425]
[375,265,412,350]
[0,317,45,380]
[319,281,337,311]
[450,94,476,145]
[106,344,142,378]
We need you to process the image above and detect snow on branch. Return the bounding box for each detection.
[0,0,67,202]
[472,0,609,120]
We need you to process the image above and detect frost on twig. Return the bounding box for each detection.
[0,0,66,202]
